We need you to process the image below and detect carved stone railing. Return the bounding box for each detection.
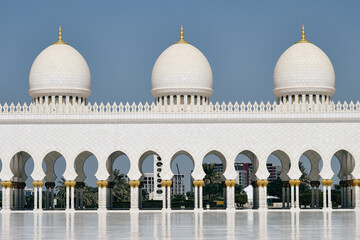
[0,101,359,115]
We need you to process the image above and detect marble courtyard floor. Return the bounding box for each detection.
[0,210,359,239]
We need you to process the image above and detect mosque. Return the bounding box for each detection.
[0,25,359,212]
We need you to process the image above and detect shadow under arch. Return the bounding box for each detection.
[106,151,130,182]
[298,149,323,209]
[74,151,99,210]
[42,151,66,210]
[43,151,66,183]
[267,150,291,181]
[138,150,161,175]
[10,151,34,210]
[170,150,195,175]
[331,149,355,209]
[170,151,195,204]
[74,151,99,183]
[235,150,260,185]
[105,151,131,210]
[300,149,322,182]
[203,150,227,174]
[265,150,291,209]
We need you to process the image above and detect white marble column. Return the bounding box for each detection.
[38,181,43,210]
[33,182,38,210]
[66,184,70,210]
[167,181,172,210]
[327,184,332,209]
[161,180,167,210]
[130,180,140,211]
[194,184,198,209]
[258,180,268,209]
[71,182,75,210]
[295,183,300,209]
[199,181,204,209]
[322,180,328,209]
[225,180,236,210]
[1,181,12,211]
[290,180,295,209]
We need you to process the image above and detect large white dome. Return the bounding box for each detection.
[273,27,335,97]
[151,28,213,98]
[29,28,91,98]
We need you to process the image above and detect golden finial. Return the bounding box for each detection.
[53,26,68,45]
[296,25,311,44]
[174,25,189,44]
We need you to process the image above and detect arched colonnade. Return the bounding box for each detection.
[1,147,360,211]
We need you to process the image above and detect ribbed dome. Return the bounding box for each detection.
[273,27,335,97]
[151,28,213,98]
[29,28,91,98]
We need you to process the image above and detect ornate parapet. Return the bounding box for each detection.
[0,100,359,115]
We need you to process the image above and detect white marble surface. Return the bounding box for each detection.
[1,210,359,239]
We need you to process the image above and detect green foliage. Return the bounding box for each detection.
[171,200,194,208]
[203,183,223,202]
[235,184,244,194]
[172,194,185,201]
[141,200,162,209]
[203,163,223,185]
[186,191,194,200]
[112,201,130,209]
[267,178,282,198]
[112,169,130,201]
[55,177,98,209]
[235,194,247,205]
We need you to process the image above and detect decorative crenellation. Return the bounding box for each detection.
[0,100,360,115]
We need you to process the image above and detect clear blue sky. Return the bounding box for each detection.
[0,1,357,189]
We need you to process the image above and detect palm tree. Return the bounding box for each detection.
[203,163,223,185]
[112,169,130,201]
[55,177,66,208]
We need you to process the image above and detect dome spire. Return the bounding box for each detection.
[296,25,311,44]
[53,26,68,45]
[174,26,189,44]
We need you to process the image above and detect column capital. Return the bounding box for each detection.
[96,180,109,188]
[33,180,44,187]
[1,181,12,188]
[282,181,289,187]
[289,179,300,186]
[193,179,204,187]
[257,179,268,187]
[129,180,140,188]
[225,179,236,187]
[346,180,353,187]
[321,179,332,186]
[310,181,320,187]
[161,180,172,187]
[65,180,76,188]
[353,179,360,186]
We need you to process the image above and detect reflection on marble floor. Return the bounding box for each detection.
[1,210,359,239]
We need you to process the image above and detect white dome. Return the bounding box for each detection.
[273,35,335,97]
[29,35,91,98]
[151,35,213,98]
